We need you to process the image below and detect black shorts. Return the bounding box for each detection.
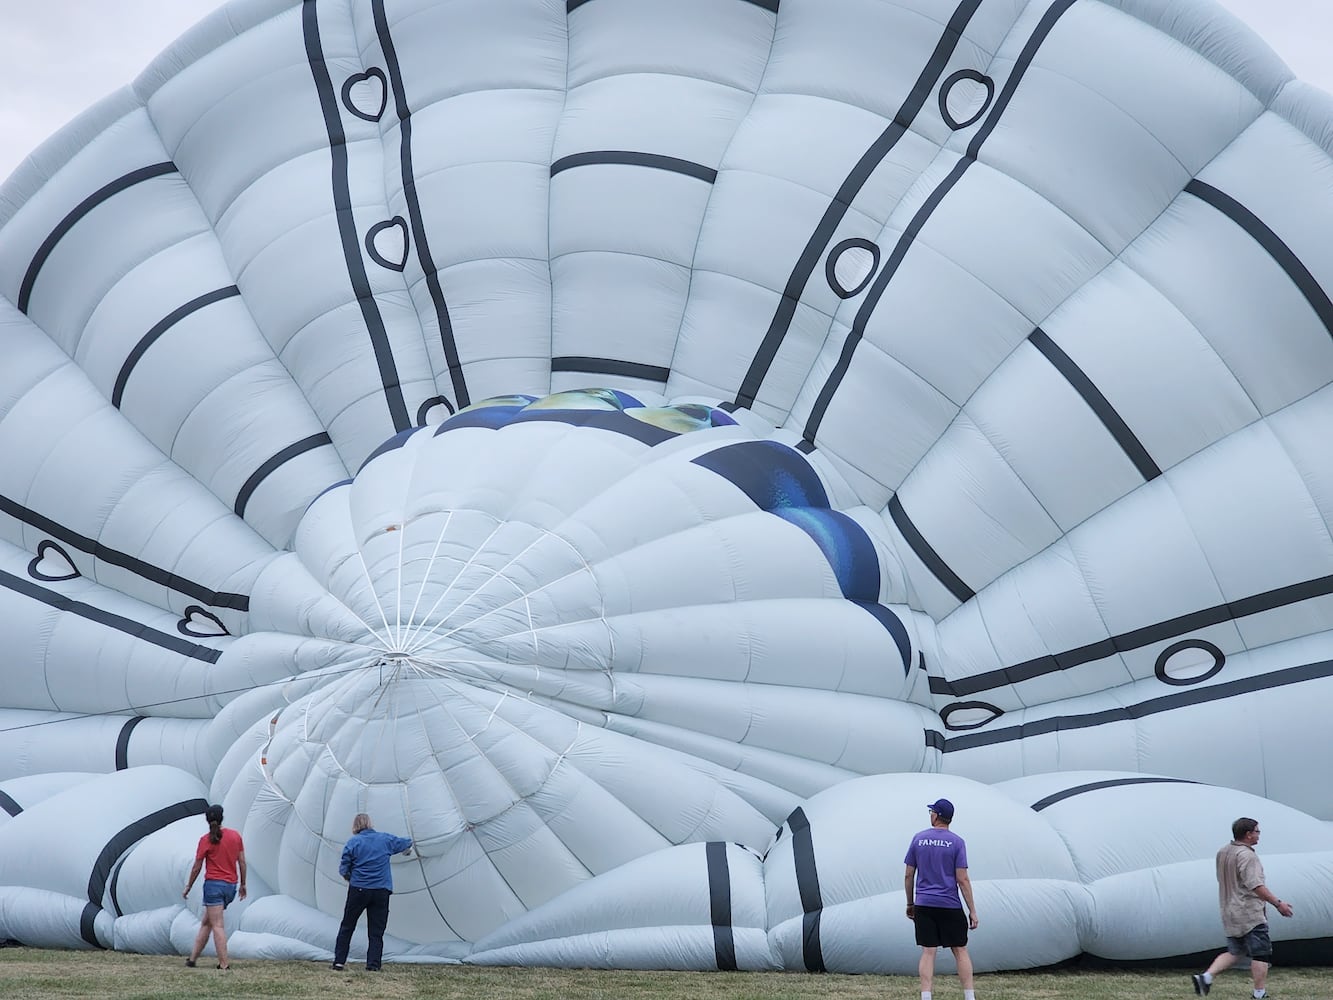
[914,905,968,948]
[1226,923,1272,962]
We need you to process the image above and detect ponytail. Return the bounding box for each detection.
[205,803,225,845]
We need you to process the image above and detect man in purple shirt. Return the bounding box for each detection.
[331,813,413,972]
[904,798,979,1000]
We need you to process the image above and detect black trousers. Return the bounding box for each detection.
[333,886,391,969]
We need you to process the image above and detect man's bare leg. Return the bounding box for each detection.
[918,945,937,997]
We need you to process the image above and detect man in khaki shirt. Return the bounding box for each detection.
[1191,817,1294,998]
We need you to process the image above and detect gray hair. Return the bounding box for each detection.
[352,813,372,834]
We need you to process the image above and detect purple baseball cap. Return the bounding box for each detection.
[927,798,954,821]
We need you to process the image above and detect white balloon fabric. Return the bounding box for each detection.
[1,0,1333,971]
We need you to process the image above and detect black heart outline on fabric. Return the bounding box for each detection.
[28,539,81,582]
[1154,638,1225,686]
[940,700,1005,732]
[178,605,230,638]
[938,69,995,131]
[825,237,881,299]
[365,217,409,272]
[416,396,457,426]
[341,67,388,122]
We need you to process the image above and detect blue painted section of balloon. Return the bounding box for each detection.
[358,425,430,471]
[773,506,880,603]
[691,440,830,511]
[693,441,909,654]
[434,393,733,444]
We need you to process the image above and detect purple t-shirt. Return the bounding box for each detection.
[904,827,967,909]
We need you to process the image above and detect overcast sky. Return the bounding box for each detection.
[0,0,1329,184]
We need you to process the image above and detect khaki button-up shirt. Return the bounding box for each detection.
[1217,840,1266,937]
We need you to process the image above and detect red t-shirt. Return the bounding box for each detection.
[195,828,244,883]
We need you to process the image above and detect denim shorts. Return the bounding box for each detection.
[202,879,237,908]
[1226,922,1272,962]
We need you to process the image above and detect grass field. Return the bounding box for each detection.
[2,948,1331,999]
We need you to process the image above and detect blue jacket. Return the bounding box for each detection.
[339,829,413,890]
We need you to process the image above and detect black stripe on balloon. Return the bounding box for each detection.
[924,729,946,753]
[371,0,469,409]
[568,0,778,12]
[705,842,738,971]
[0,568,223,663]
[1030,776,1198,812]
[1185,179,1333,337]
[786,807,826,972]
[888,493,975,604]
[798,0,1078,446]
[551,357,671,382]
[81,797,210,946]
[0,790,21,817]
[799,155,971,446]
[550,151,719,185]
[927,570,1333,697]
[1028,327,1161,480]
[0,494,249,611]
[855,602,913,675]
[732,0,985,410]
[115,716,147,771]
[79,904,101,949]
[233,432,334,518]
[108,858,127,917]
[19,162,178,315]
[302,0,411,433]
[964,1,1078,155]
[943,656,1333,753]
[112,286,241,408]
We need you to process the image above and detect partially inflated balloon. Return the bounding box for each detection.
[1,0,1332,970]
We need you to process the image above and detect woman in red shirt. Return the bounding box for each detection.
[182,803,247,970]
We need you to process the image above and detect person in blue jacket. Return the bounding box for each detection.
[331,813,413,971]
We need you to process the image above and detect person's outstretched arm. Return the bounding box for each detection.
[237,850,248,900]
[904,864,916,922]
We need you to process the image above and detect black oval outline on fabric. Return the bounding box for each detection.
[28,539,81,582]
[1154,639,1225,687]
[177,605,230,638]
[340,67,388,122]
[365,217,409,271]
[825,238,881,299]
[940,700,1005,732]
[416,396,457,426]
[938,69,995,131]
